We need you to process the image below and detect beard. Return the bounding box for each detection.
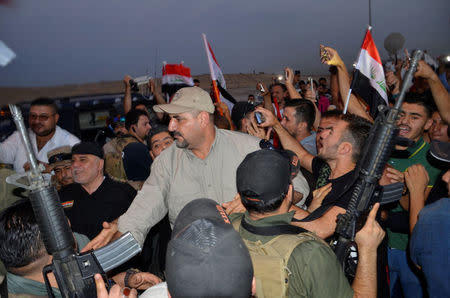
[317,143,339,162]
[173,132,189,149]
[31,124,55,137]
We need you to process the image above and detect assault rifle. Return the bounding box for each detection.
[332,49,424,278]
[6,104,141,297]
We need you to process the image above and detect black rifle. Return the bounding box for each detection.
[332,49,424,278]
[7,104,141,297]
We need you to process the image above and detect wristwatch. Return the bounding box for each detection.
[124,268,140,288]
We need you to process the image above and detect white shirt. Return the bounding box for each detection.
[140,282,168,298]
[0,126,80,173]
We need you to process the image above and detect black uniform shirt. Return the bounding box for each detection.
[60,176,136,239]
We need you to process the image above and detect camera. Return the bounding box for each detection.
[129,75,152,92]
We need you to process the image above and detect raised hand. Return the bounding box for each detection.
[404,164,429,199]
[320,45,344,67]
[247,113,268,140]
[385,71,400,94]
[256,82,269,95]
[222,193,246,215]
[308,183,332,212]
[254,107,279,128]
[284,67,295,85]
[95,274,138,298]
[355,203,385,253]
[81,220,119,252]
[414,60,438,81]
[123,75,132,88]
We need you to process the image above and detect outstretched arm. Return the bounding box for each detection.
[256,107,315,172]
[320,45,373,122]
[149,79,166,120]
[415,60,450,123]
[404,164,429,233]
[257,82,275,114]
[285,67,320,129]
[123,75,133,114]
[352,203,385,298]
[329,66,342,109]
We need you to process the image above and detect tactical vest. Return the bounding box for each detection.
[103,135,139,181]
[232,216,326,298]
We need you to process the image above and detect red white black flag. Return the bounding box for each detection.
[351,27,388,117]
[162,63,194,101]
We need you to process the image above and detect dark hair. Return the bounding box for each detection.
[193,79,200,84]
[319,77,327,83]
[241,190,285,214]
[285,99,316,131]
[248,94,255,98]
[0,199,47,269]
[322,109,343,119]
[270,82,287,92]
[214,111,231,130]
[339,114,372,162]
[125,109,149,130]
[30,97,58,114]
[147,125,171,148]
[404,92,433,118]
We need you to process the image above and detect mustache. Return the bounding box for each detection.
[173,132,183,138]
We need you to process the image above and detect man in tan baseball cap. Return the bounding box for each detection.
[84,86,310,251]
[153,87,216,153]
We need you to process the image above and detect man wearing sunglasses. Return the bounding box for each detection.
[0,98,79,173]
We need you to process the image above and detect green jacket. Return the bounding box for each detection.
[230,211,353,298]
[387,137,441,250]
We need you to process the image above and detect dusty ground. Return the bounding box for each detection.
[0,73,328,104]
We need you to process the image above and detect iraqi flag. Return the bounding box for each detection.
[202,33,234,112]
[351,27,388,118]
[162,63,194,101]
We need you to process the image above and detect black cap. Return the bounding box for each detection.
[430,140,450,163]
[231,101,256,129]
[122,142,152,181]
[71,142,104,159]
[166,199,253,298]
[237,149,299,205]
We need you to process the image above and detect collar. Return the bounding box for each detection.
[243,210,296,227]
[407,137,427,159]
[185,126,219,160]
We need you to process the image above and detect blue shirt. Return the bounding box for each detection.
[410,198,450,298]
[300,131,317,155]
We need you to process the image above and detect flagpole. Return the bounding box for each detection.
[343,26,372,114]
[343,89,352,114]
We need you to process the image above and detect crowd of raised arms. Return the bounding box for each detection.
[0,45,449,298]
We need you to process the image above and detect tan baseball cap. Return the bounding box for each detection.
[153,87,215,114]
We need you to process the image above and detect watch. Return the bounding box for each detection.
[124,268,140,288]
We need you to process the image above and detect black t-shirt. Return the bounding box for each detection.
[60,176,136,239]
[311,157,355,210]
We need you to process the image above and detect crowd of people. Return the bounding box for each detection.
[0,45,449,298]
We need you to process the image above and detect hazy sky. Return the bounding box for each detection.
[0,0,449,87]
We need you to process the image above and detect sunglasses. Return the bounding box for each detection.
[29,113,55,121]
